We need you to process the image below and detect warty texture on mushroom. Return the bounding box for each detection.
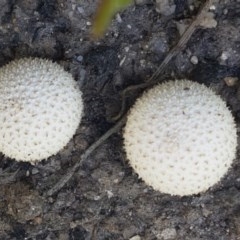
[124,80,237,196]
[0,58,83,163]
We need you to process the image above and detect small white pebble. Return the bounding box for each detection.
[94,195,101,201]
[143,188,149,193]
[116,13,122,23]
[127,24,132,29]
[125,46,130,52]
[223,9,228,15]
[189,5,194,11]
[200,12,217,28]
[72,4,76,11]
[224,77,238,87]
[76,55,83,62]
[113,178,119,184]
[209,5,216,10]
[106,190,114,199]
[220,51,229,61]
[129,235,141,240]
[190,55,198,65]
[77,6,84,14]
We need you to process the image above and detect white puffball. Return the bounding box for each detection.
[124,80,237,196]
[0,58,83,163]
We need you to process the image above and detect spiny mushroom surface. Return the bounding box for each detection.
[0,58,83,163]
[124,80,237,196]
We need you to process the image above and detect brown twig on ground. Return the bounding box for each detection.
[45,0,213,196]
[111,0,214,121]
[46,115,127,196]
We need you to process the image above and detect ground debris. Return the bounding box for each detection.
[1,0,240,239]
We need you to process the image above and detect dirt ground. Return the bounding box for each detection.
[1,0,240,239]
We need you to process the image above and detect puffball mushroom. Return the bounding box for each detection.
[0,58,83,163]
[124,80,237,196]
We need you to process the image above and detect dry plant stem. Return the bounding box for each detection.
[112,0,213,121]
[46,115,127,196]
[46,0,213,196]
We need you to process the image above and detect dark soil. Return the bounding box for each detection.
[1,0,240,239]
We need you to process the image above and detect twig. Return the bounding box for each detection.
[45,115,127,196]
[111,0,213,121]
[45,0,213,196]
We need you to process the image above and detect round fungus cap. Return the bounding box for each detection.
[124,80,237,196]
[0,58,83,163]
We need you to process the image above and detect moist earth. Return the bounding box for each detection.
[1,0,240,239]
